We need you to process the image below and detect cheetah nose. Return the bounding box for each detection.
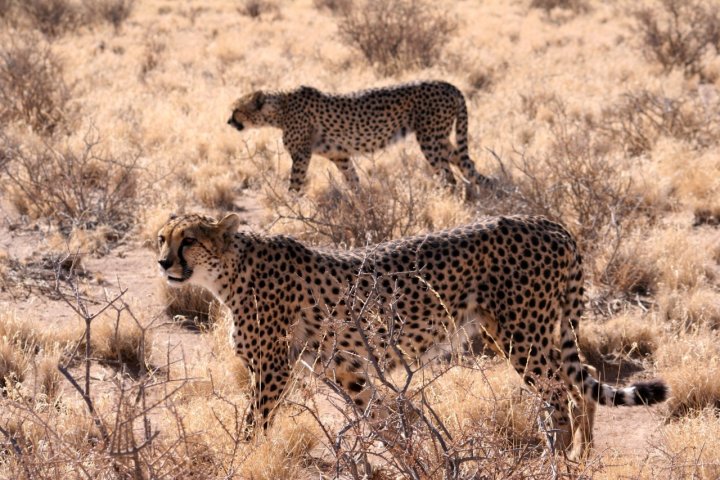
[227,117,244,131]
[158,259,173,270]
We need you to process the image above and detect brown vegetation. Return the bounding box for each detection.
[1,0,719,477]
[338,0,456,75]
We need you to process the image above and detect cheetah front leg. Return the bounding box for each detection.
[284,129,314,192]
[243,355,292,438]
[287,148,312,192]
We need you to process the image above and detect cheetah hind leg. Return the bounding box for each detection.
[330,156,360,189]
[418,136,457,188]
[566,363,598,462]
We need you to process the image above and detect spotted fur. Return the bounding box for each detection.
[157,213,667,459]
[227,81,492,194]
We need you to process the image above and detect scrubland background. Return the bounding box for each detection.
[0,0,719,478]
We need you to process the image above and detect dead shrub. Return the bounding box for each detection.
[595,89,720,156]
[530,0,589,15]
[313,0,352,14]
[634,0,720,80]
[263,155,470,247]
[478,103,647,298]
[159,282,223,327]
[0,0,13,18]
[238,0,278,19]
[83,0,135,31]
[18,0,81,38]
[0,33,70,136]
[85,312,152,374]
[0,130,143,237]
[338,0,456,75]
[492,108,637,246]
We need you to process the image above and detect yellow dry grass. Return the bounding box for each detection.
[0,0,719,477]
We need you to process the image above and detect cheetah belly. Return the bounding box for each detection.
[311,116,412,157]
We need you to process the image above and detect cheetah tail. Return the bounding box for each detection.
[560,262,669,407]
[452,89,492,189]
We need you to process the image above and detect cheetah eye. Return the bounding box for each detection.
[158,235,165,245]
[182,237,197,247]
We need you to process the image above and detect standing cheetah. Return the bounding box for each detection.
[227,81,493,195]
[156,213,667,460]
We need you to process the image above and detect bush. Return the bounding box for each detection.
[338,0,456,75]
[594,89,720,156]
[18,0,81,38]
[160,282,222,327]
[635,0,720,80]
[0,130,143,236]
[313,0,352,14]
[238,0,278,19]
[0,0,13,18]
[263,155,471,248]
[0,33,70,135]
[83,0,135,31]
[494,106,637,245]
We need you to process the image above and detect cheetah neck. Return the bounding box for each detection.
[202,246,254,308]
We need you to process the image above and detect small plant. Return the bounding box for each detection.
[338,0,456,75]
[635,0,720,79]
[0,33,70,135]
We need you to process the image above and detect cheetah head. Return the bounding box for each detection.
[227,91,279,131]
[157,213,242,292]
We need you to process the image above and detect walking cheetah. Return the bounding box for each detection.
[227,81,493,195]
[156,213,667,459]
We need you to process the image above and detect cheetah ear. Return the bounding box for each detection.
[251,91,265,111]
[216,213,242,235]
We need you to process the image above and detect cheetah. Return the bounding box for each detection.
[156,213,667,460]
[227,81,493,195]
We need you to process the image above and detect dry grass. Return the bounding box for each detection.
[656,331,720,417]
[16,0,82,38]
[656,408,720,479]
[580,311,660,362]
[432,363,543,449]
[1,0,719,476]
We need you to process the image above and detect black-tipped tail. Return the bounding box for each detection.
[631,380,669,406]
